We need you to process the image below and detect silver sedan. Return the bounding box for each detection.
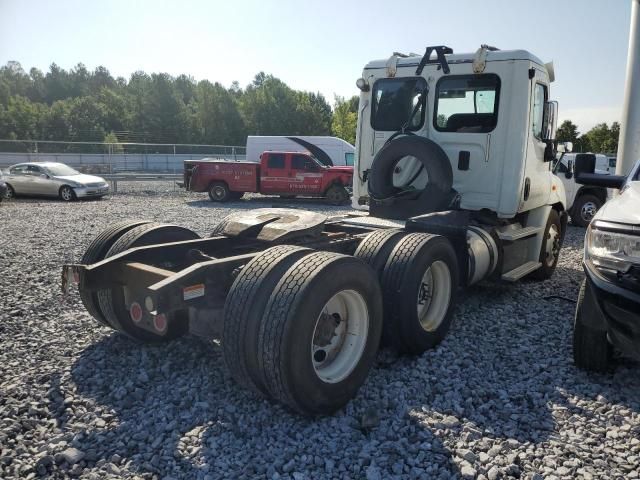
[3,162,110,201]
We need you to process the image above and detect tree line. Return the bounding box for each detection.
[0,61,621,155]
[0,61,359,150]
[556,120,620,155]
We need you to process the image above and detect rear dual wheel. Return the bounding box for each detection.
[96,223,200,342]
[223,249,382,414]
[356,230,458,354]
[79,220,152,327]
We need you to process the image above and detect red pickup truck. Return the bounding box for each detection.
[184,151,353,204]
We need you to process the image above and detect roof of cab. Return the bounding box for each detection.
[364,49,545,70]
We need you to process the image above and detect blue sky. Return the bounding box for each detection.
[0,0,632,132]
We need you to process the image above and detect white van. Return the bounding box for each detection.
[245,136,355,167]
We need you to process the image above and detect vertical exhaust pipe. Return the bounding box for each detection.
[617,0,640,177]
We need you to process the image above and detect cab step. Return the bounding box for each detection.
[501,261,542,281]
[496,225,542,242]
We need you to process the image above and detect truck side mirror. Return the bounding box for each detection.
[575,153,596,177]
[543,101,558,141]
[575,153,626,189]
[565,159,574,179]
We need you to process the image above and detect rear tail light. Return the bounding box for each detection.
[153,313,168,333]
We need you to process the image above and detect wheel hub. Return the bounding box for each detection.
[311,290,369,384]
[581,202,597,222]
[545,224,560,267]
[416,261,452,332]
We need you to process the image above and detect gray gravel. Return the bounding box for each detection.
[1,186,639,480]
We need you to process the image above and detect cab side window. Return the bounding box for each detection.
[291,155,318,171]
[266,153,285,169]
[532,83,547,139]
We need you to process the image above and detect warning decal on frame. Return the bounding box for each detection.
[183,284,205,301]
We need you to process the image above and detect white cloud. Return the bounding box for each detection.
[559,106,622,133]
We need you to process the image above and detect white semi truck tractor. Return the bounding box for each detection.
[64,45,569,415]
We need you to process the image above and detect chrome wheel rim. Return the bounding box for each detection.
[416,260,452,332]
[311,289,369,384]
[5,186,13,199]
[61,188,73,201]
[544,224,560,267]
[580,202,597,223]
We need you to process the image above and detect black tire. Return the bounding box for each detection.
[368,135,452,200]
[79,220,152,327]
[354,228,407,277]
[380,233,458,354]
[257,252,383,415]
[60,185,76,202]
[223,245,313,395]
[325,185,349,205]
[208,181,231,202]
[530,209,562,280]
[573,279,611,372]
[5,184,15,199]
[97,223,200,342]
[571,194,602,228]
[279,195,296,199]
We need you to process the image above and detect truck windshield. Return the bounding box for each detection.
[371,77,427,131]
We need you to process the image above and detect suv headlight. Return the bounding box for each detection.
[586,223,640,272]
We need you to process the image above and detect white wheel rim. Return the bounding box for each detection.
[416,260,452,332]
[311,289,369,384]
[545,224,560,267]
[213,186,225,199]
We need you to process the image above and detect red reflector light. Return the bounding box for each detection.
[153,313,167,333]
[129,302,143,323]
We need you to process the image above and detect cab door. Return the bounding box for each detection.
[521,77,552,211]
[260,153,289,194]
[289,154,324,194]
[428,73,503,212]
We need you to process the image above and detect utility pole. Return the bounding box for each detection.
[617,0,640,176]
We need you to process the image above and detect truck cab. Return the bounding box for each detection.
[353,47,565,217]
[351,45,568,282]
[259,151,352,197]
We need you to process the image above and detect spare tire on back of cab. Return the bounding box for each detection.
[368,135,455,220]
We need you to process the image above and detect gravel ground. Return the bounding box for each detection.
[0,185,638,480]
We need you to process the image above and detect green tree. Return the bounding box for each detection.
[556,120,579,144]
[581,123,619,154]
[332,95,358,144]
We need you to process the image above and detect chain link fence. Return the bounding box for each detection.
[0,139,246,173]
